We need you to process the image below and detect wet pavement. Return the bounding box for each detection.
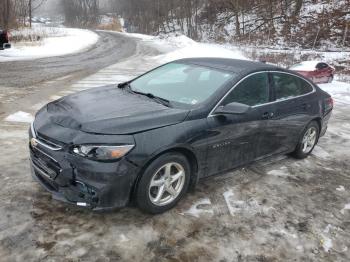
[0,31,138,88]
[0,33,350,262]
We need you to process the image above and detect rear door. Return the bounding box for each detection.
[205,72,274,175]
[266,72,316,154]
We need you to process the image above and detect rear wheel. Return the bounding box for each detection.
[328,75,334,83]
[136,152,190,214]
[292,121,319,159]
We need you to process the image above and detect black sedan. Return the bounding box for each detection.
[29,58,333,214]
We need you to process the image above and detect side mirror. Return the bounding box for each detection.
[214,102,251,115]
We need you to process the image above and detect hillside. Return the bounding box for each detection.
[113,0,350,50]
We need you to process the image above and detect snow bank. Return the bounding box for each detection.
[319,81,350,105]
[153,35,247,63]
[0,28,99,62]
[127,33,247,63]
[154,43,247,63]
[4,111,34,123]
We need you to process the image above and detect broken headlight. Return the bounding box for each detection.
[72,144,134,161]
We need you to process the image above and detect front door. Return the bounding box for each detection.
[205,72,274,176]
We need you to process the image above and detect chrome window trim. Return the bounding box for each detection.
[208,70,316,117]
[31,122,63,151]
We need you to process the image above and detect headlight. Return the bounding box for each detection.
[72,144,134,161]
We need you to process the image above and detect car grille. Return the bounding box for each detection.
[30,145,62,180]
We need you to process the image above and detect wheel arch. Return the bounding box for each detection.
[130,146,200,202]
[312,117,322,133]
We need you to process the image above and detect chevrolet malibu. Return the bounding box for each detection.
[29,58,333,214]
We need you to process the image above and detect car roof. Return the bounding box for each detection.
[174,57,280,74]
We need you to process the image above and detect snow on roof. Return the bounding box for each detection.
[289,61,322,71]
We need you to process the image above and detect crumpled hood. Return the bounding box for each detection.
[36,85,189,135]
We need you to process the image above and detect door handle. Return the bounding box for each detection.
[262,112,274,120]
[262,112,269,119]
[301,103,311,110]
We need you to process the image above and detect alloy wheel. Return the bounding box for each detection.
[148,162,186,206]
[301,127,317,153]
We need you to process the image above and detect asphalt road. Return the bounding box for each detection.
[0,31,137,88]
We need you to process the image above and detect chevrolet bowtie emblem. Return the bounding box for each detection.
[31,138,38,148]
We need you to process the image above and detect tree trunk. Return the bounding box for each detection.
[29,0,32,28]
[235,13,240,37]
[343,22,348,47]
[293,0,303,18]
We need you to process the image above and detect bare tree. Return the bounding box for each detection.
[63,0,100,28]
[0,0,13,29]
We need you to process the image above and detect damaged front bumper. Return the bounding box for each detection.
[29,124,140,211]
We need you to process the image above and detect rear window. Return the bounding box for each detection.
[272,73,314,101]
[316,63,328,70]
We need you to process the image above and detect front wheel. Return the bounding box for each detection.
[136,152,191,214]
[292,121,320,159]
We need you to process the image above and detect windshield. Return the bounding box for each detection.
[130,63,235,106]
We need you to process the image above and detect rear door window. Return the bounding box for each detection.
[316,63,328,70]
[272,73,314,101]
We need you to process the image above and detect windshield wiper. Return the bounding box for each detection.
[117,81,135,94]
[133,90,171,107]
[118,82,171,107]
[117,81,131,89]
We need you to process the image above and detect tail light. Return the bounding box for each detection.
[325,97,333,112]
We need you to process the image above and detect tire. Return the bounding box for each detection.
[136,152,191,214]
[292,121,320,159]
[328,75,334,83]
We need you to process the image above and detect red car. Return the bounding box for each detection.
[289,61,335,84]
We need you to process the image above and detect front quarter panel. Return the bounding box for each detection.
[129,119,209,177]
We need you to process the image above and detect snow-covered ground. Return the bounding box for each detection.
[319,81,350,106]
[126,33,247,63]
[0,27,99,62]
